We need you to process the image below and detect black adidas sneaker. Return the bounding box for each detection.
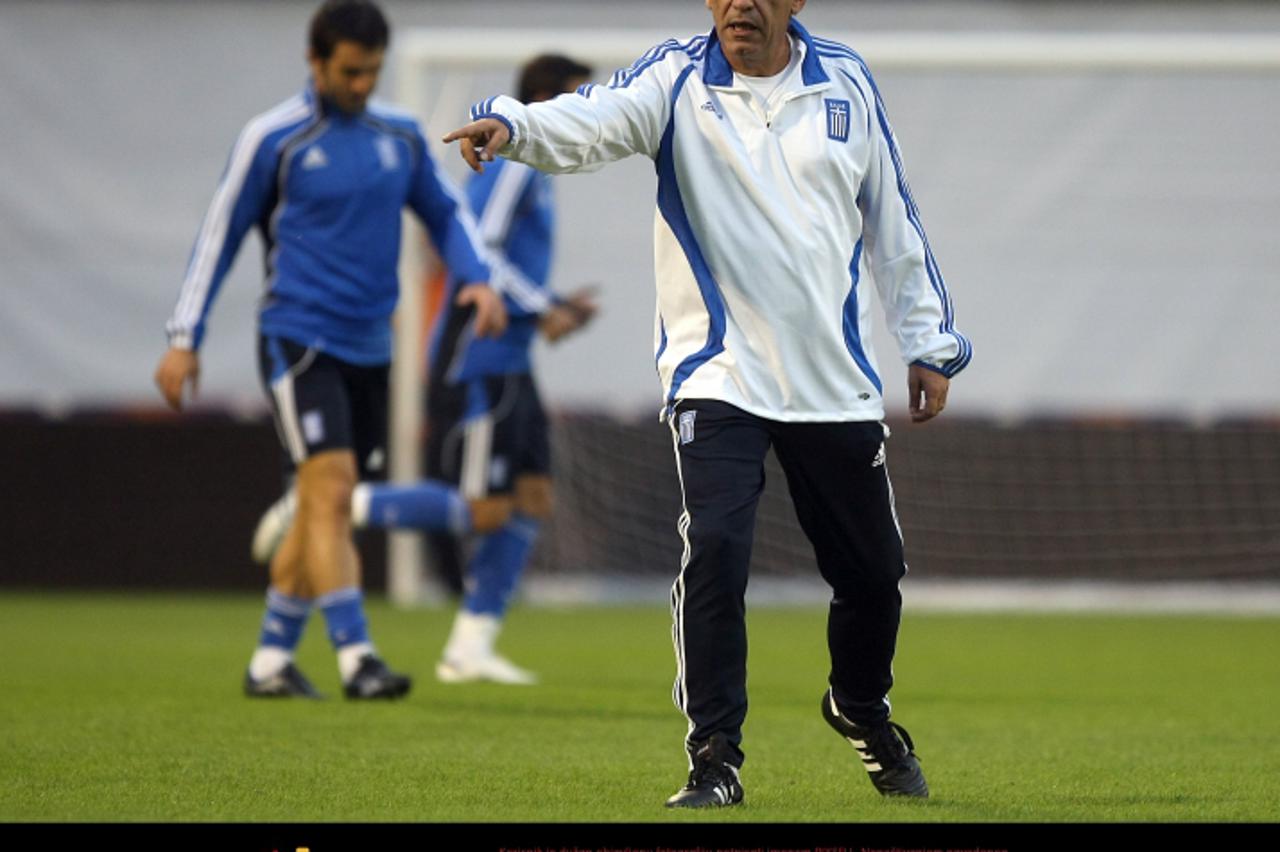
[821,689,929,798]
[243,662,325,699]
[664,733,744,808]
[343,655,412,700]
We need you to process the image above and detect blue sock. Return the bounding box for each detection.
[316,587,371,650]
[257,589,311,651]
[464,514,541,617]
[357,481,471,534]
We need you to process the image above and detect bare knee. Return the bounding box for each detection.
[469,495,514,533]
[295,450,357,524]
[270,567,310,599]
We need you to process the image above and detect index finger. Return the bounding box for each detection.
[441,121,480,144]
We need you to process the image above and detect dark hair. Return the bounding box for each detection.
[517,54,594,104]
[309,0,389,60]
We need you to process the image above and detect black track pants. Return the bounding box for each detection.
[667,399,907,761]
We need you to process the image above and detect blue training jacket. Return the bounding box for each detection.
[165,83,492,366]
[430,158,558,381]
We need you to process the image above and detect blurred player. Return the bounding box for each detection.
[154,0,506,700]
[443,0,969,807]
[428,54,598,685]
[249,54,600,686]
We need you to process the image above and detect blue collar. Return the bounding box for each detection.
[304,79,364,120]
[703,17,830,87]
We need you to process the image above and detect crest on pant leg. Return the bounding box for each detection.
[302,410,325,444]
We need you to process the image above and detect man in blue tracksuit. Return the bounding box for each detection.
[153,0,506,700]
[241,55,599,686]
[426,55,599,685]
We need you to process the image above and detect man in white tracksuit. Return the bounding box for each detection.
[445,0,971,808]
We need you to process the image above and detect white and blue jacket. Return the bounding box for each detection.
[166,84,492,366]
[472,20,971,421]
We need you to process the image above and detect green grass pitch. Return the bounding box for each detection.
[1,591,1277,828]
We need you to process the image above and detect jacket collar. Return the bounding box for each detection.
[304,79,363,120]
[703,17,831,88]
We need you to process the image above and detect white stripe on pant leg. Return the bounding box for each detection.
[883,463,904,539]
[879,424,905,545]
[880,455,902,720]
[271,371,308,465]
[459,414,493,500]
[269,347,319,466]
[667,414,695,747]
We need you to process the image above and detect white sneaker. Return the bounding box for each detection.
[435,652,538,685]
[436,610,537,684]
[250,488,297,565]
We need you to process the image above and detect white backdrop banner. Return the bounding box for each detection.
[2,1,1278,420]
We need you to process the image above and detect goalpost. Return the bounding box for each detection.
[385,28,1280,606]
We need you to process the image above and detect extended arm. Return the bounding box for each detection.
[443,50,674,174]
